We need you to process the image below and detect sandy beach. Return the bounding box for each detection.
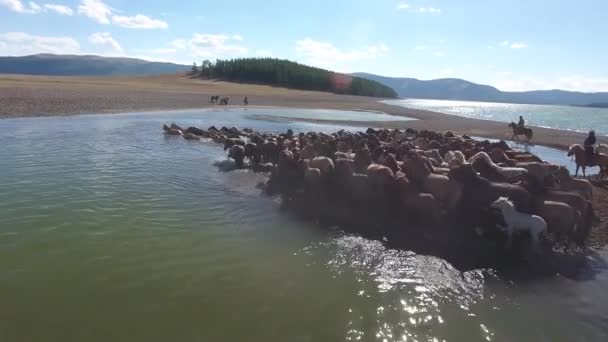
[1,73,606,151]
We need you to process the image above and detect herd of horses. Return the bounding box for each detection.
[163,122,603,270]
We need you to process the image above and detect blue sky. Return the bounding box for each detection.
[1,0,608,92]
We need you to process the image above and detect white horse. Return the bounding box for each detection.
[491,197,547,252]
[469,152,528,179]
[444,150,467,169]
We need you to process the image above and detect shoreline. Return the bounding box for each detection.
[1,73,606,151]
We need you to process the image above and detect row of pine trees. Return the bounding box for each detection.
[191,58,398,98]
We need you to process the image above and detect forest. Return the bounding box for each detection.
[192,58,398,98]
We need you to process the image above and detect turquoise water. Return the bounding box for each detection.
[0,108,607,341]
[384,99,608,135]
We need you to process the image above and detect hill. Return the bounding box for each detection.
[198,58,398,98]
[0,54,190,76]
[353,72,608,106]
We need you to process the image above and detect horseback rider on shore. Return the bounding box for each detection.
[517,116,525,128]
[584,130,597,163]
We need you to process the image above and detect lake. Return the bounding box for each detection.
[1,108,607,341]
[384,99,608,135]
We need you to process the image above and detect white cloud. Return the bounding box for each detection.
[417,7,441,14]
[509,42,528,49]
[499,40,528,49]
[111,14,168,29]
[295,38,388,70]
[189,33,248,57]
[0,0,25,12]
[1,1,76,15]
[44,3,73,15]
[28,1,40,12]
[414,45,427,51]
[88,32,122,52]
[146,33,248,63]
[398,4,441,14]
[77,0,167,29]
[0,31,80,55]
[78,0,111,23]
[0,0,42,13]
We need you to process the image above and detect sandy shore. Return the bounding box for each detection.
[1,73,606,150]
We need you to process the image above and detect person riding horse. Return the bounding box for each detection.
[517,116,525,128]
[584,130,597,163]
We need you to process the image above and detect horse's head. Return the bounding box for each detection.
[567,144,582,157]
[448,163,476,183]
[508,122,516,128]
[490,197,514,211]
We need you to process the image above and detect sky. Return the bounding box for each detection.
[1,0,608,92]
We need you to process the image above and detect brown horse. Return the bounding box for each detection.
[567,144,608,177]
[508,122,533,143]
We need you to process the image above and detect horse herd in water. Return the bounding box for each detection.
[163,123,598,269]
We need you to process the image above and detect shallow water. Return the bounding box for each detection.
[1,108,607,341]
[244,107,415,122]
[384,99,608,135]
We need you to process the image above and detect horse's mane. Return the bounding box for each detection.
[469,151,494,166]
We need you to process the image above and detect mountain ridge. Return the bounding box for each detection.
[0,54,190,76]
[353,72,608,106]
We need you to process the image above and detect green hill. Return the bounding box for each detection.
[197,58,398,98]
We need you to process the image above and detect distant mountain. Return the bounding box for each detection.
[0,54,190,76]
[353,72,608,106]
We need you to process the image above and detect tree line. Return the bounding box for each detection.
[191,58,398,98]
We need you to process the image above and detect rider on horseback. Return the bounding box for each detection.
[584,130,596,163]
[517,116,525,128]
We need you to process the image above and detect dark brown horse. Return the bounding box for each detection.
[508,122,533,143]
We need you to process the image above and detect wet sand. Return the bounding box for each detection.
[0,73,606,151]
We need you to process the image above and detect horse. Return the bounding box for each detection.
[468,152,528,181]
[567,144,608,178]
[508,122,533,143]
[491,197,547,253]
